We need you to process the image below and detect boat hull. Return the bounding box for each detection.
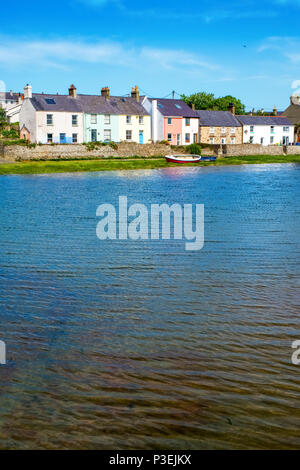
[165,155,201,164]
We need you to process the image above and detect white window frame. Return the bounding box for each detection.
[91,114,97,124]
[221,127,226,134]
[47,114,53,125]
[72,115,78,127]
[168,118,172,125]
[126,130,132,140]
[47,133,53,143]
[210,126,214,134]
[139,116,144,125]
[104,129,111,141]
[167,133,172,142]
[104,115,111,125]
[72,133,78,143]
[250,125,254,133]
[126,115,131,124]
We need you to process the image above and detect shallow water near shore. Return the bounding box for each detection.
[0,163,299,450]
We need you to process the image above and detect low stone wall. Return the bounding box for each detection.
[1,142,300,162]
[2,143,183,161]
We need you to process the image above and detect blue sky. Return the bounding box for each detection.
[0,0,300,110]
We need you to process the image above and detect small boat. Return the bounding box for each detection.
[165,154,201,164]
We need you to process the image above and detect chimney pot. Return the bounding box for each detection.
[101,87,110,99]
[69,84,77,98]
[24,84,32,99]
[228,102,235,114]
[131,86,140,102]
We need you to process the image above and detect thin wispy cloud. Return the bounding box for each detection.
[258,36,300,63]
[0,37,218,73]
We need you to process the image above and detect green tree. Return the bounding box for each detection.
[0,108,7,128]
[181,92,215,110]
[182,92,246,114]
[213,95,245,114]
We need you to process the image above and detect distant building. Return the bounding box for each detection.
[0,90,23,123]
[237,115,294,146]
[142,97,199,145]
[19,84,151,144]
[283,94,300,143]
[197,106,243,144]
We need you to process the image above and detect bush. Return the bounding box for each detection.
[186,143,202,155]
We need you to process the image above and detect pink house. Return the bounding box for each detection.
[141,97,199,145]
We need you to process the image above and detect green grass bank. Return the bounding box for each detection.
[0,154,300,175]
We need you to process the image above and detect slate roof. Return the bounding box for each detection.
[0,92,21,102]
[236,115,292,126]
[147,98,199,118]
[30,93,149,115]
[197,110,242,127]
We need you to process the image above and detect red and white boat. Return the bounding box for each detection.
[165,154,201,164]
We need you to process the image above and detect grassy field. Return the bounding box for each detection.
[0,154,299,175]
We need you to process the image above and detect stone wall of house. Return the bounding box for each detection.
[1,142,185,161]
[222,144,286,156]
[200,126,243,145]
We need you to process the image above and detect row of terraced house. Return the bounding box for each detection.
[1,84,299,146]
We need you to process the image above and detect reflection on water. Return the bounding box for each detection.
[0,164,299,450]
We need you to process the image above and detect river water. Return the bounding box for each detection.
[0,163,299,449]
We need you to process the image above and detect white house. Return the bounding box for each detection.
[19,84,84,144]
[0,90,23,123]
[142,97,199,145]
[237,115,294,146]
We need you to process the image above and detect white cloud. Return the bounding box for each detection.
[258,36,300,63]
[0,37,218,73]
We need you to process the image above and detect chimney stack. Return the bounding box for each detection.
[24,84,32,99]
[69,84,77,98]
[131,86,140,102]
[228,102,235,114]
[101,86,110,99]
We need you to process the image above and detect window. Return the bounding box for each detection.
[139,116,144,125]
[250,136,254,143]
[177,134,181,145]
[185,118,190,126]
[175,104,182,109]
[91,114,97,124]
[167,133,172,142]
[210,126,214,134]
[91,129,97,142]
[209,137,214,144]
[260,137,264,144]
[231,137,236,144]
[60,133,66,144]
[221,127,226,134]
[168,118,172,125]
[126,130,132,140]
[283,126,290,132]
[193,133,198,143]
[185,133,190,143]
[47,114,53,125]
[270,126,275,134]
[45,98,56,105]
[47,133,53,143]
[250,125,254,133]
[126,116,131,124]
[104,115,111,125]
[270,136,274,144]
[72,115,78,126]
[72,133,78,143]
[104,129,111,141]
[221,137,226,144]
[231,127,235,134]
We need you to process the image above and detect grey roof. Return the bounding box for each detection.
[147,98,199,118]
[30,93,149,115]
[237,115,292,126]
[197,110,242,127]
[0,92,21,102]
[282,104,300,124]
